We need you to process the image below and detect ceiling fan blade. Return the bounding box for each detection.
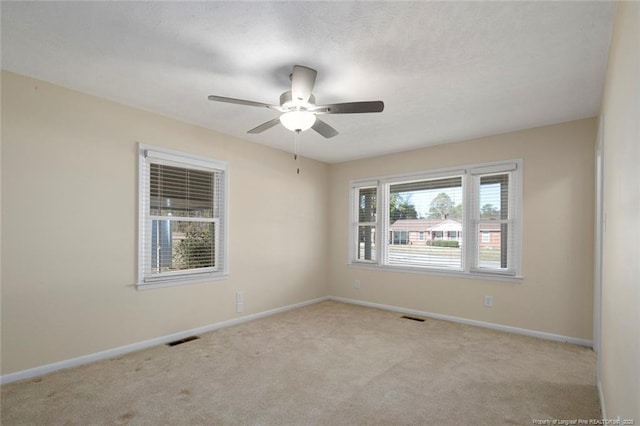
[290,65,317,104]
[208,95,283,112]
[247,117,282,134]
[312,118,339,138]
[314,101,384,114]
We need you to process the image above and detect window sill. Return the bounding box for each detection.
[136,272,228,290]
[348,262,523,283]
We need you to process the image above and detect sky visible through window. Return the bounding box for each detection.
[395,182,500,218]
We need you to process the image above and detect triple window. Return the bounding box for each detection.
[138,144,228,289]
[350,160,522,278]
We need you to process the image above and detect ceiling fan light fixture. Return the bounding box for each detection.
[208,65,383,138]
[280,111,316,132]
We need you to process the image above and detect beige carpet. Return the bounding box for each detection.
[1,301,600,425]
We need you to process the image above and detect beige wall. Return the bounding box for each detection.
[328,118,596,340]
[599,1,640,420]
[0,71,330,374]
[0,68,607,382]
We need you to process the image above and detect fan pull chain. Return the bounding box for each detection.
[294,130,301,174]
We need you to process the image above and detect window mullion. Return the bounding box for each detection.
[348,186,357,262]
[463,174,473,273]
[379,182,389,266]
[139,160,151,281]
[510,169,522,274]
[213,220,220,272]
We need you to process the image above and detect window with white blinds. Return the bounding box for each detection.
[349,160,522,279]
[469,162,520,275]
[356,186,377,262]
[138,144,228,289]
[388,175,464,269]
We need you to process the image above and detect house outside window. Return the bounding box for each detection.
[349,160,522,279]
[138,144,228,289]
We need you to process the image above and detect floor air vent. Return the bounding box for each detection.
[401,315,426,322]
[166,336,200,347]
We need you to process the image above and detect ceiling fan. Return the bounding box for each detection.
[207,65,384,138]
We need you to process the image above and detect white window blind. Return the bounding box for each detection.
[138,144,227,288]
[355,186,377,262]
[470,166,519,275]
[387,176,464,269]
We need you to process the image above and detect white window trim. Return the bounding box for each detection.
[348,159,523,281]
[137,143,229,290]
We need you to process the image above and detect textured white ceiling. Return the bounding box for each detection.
[1,1,615,163]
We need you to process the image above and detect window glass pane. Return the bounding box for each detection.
[479,174,508,219]
[357,225,376,261]
[150,220,215,274]
[478,173,510,271]
[150,164,215,218]
[478,223,511,270]
[358,187,377,223]
[388,176,463,269]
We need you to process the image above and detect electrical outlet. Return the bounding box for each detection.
[484,295,493,307]
[354,280,361,289]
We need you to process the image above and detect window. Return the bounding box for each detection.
[389,175,463,268]
[355,185,377,262]
[349,160,522,279]
[472,170,514,273]
[392,230,409,245]
[138,144,228,289]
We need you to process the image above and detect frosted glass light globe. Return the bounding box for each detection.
[280,111,316,132]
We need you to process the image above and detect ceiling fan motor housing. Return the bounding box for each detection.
[280,91,316,110]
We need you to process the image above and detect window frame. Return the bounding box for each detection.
[137,143,228,290]
[349,160,523,281]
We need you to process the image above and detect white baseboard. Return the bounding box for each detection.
[1,295,592,385]
[330,296,593,347]
[598,379,606,419]
[0,296,330,385]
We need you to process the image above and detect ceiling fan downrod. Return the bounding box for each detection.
[295,129,301,175]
